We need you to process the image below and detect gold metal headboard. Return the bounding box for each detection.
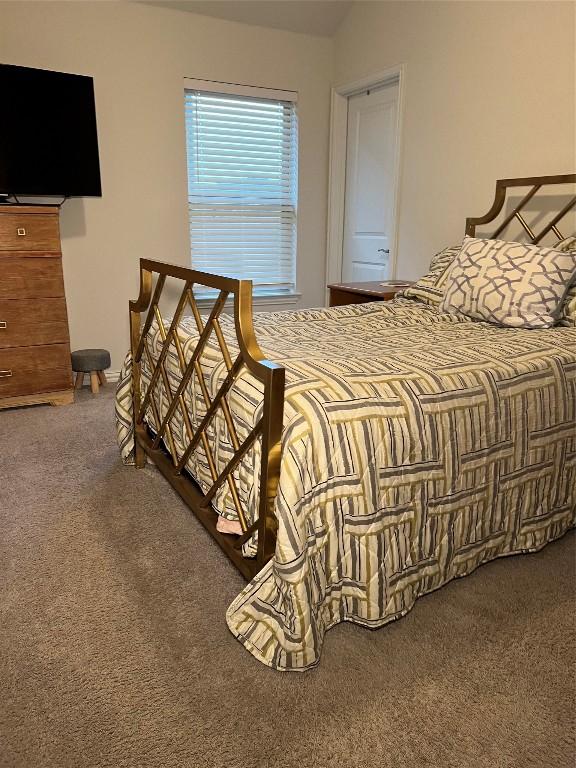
[465,173,576,242]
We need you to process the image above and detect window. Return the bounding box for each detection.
[184,80,298,296]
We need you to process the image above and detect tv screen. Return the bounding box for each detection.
[0,64,102,197]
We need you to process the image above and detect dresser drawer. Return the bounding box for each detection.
[0,213,60,251]
[0,344,72,397]
[0,298,70,348]
[0,256,65,299]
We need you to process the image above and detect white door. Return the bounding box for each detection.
[342,82,399,282]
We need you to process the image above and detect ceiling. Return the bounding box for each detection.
[141,1,354,37]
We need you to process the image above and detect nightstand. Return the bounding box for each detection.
[328,281,413,307]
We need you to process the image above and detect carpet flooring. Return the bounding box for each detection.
[0,388,574,768]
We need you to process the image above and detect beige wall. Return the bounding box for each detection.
[0,1,334,369]
[1,1,575,371]
[335,1,576,279]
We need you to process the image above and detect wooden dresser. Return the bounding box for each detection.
[0,205,73,409]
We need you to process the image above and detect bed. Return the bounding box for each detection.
[116,174,576,670]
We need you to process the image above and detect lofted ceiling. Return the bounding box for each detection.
[141,1,354,37]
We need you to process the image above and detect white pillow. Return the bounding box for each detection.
[440,236,576,328]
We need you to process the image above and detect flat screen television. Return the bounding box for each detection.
[0,64,102,198]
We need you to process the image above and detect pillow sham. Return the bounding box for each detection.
[440,236,576,328]
[399,245,460,306]
[555,236,576,327]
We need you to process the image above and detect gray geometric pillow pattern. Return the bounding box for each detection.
[399,245,460,306]
[440,236,576,328]
[555,236,576,327]
[556,236,576,251]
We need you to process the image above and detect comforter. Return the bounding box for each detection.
[116,298,576,670]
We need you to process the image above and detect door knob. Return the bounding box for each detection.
[378,249,390,254]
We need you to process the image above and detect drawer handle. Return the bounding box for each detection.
[0,321,6,329]
[17,228,26,236]
[0,369,12,378]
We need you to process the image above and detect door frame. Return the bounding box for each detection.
[325,64,406,298]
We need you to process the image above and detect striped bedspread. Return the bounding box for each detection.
[115,298,576,670]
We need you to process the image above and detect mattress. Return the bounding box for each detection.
[116,297,576,670]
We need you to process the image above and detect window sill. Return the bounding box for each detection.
[252,293,301,308]
[195,292,301,310]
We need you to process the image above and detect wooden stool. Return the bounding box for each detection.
[71,349,111,394]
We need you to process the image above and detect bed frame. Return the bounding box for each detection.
[129,265,284,579]
[130,173,575,579]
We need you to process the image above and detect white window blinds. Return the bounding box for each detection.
[184,85,298,296]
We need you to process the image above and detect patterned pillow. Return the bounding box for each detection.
[555,236,576,327]
[440,236,576,328]
[400,245,460,306]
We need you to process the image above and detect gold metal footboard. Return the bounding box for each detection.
[129,259,285,580]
